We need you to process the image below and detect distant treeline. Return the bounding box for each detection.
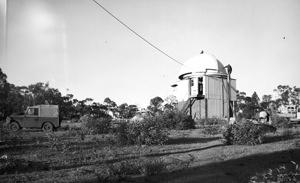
[1,67,299,120]
[0,68,141,120]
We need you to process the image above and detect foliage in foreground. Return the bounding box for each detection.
[157,110,196,130]
[115,117,168,146]
[199,117,227,135]
[83,117,112,134]
[270,115,292,128]
[114,110,196,146]
[199,117,227,126]
[223,121,277,145]
[0,156,49,175]
[249,161,300,183]
[104,158,167,180]
[202,125,223,135]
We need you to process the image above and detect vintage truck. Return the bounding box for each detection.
[277,105,300,123]
[5,105,60,132]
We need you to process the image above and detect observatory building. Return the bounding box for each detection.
[172,52,237,120]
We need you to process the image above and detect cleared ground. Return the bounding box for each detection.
[0,123,300,183]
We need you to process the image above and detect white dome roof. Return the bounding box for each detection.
[178,53,227,80]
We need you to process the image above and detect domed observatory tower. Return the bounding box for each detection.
[172,52,237,121]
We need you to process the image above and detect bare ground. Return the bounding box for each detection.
[0,125,300,183]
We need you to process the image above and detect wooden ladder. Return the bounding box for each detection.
[181,97,197,115]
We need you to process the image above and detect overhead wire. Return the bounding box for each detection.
[90,0,183,65]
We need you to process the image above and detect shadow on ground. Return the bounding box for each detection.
[0,158,50,174]
[145,144,224,158]
[166,137,221,145]
[137,148,300,183]
[263,133,300,144]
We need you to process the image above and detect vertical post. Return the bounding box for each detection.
[222,79,225,117]
[233,101,236,119]
[204,75,208,122]
[199,99,201,119]
[188,79,192,116]
[205,98,208,121]
[227,73,231,123]
[188,79,191,97]
[189,98,192,116]
[225,65,232,123]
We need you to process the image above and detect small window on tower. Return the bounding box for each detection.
[198,77,203,95]
[190,79,194,86]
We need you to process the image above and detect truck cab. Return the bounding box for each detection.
[6,105,60,132]
[277,105,300,123]
[290,107,300,123]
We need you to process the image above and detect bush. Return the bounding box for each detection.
[199,117,227,126]
[270,115,291,128]
[78,115,91,124]
[142,159,167,176]
[0,126,23,146]
[158,110,196,130]
[0,125,10,141]
[249,161,300,182]
[84,117,112,134]
[100,158,167,181]
[0,156,49,174]
[176,115,196,130]
[223,121,276,145]
[159,111,180,129]
[105,160,142,180]
[114,117,168,146]
[60,125,70,131]
[202,125,222,135]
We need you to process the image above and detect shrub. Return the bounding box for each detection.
[158,110,196,130]
[60,125,70,131]
[78,114,91,124]
[249,161,300,183]
[0,156,49,174]
[176,115,196,130]
[106,160,142,180]
[199,117,227,126]
[114,117,168,146]
[281,128,294,138]
[270,115,291,128]
[60,125,89,141]
[0,125,11,141]
[223,121,276,145]
[46,133,61,150]
[141,158,167,176]
[84,117,112,134]
[159,111,180,129]
[0,127,23,146]
[202,125,222,135]
[143,120,169,145]
[100,158,167,181]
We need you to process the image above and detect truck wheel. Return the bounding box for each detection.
[42,122,54,132]
[9,122,20,132]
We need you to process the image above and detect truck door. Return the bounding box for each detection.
[23,107,40,128]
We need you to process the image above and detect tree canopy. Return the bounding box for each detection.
[0,68,139,120]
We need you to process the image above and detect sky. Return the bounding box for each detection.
[0,0,300,107]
